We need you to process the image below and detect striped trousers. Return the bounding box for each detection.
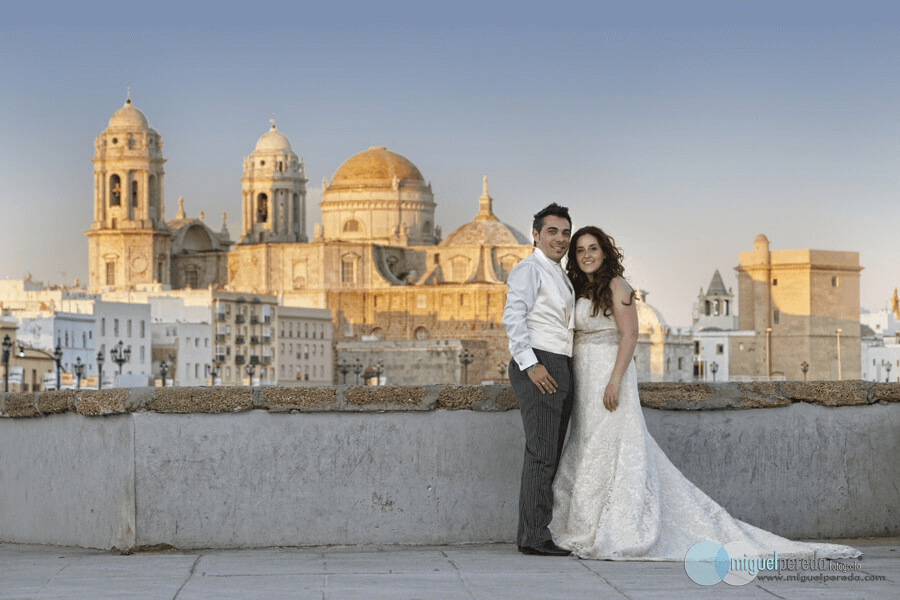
[509,349,574,548]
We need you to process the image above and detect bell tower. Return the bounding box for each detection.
[239,123,307,244]
[86,97,171,292]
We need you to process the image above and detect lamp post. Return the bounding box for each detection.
[352,358,363,385]
[16,341,63,390]
[459,348,475,385]
[498,362,507,381]
[159,361,169,387]
[337,361,351,384]
[371,361,384,385]
[1,335,11,393]
[800,361,809,383]
[245,363,255,385]
[110,340,130,374]
[884,360,892,383]
[208,363,220,386]
[73,356,86,390]
[710,361,718,383]
[836,329,843,381]
[96,350,105,390]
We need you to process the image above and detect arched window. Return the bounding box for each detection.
[343,219,361,232]
[110,175,121,206]
[131,180,138,207]
[257,194,268,223]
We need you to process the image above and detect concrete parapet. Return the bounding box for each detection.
[0,382,897,550]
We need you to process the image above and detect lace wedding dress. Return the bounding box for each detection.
[549,298,860,561]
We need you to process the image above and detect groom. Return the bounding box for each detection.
[502,203,575,557]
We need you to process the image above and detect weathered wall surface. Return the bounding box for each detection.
[1,381,897,550]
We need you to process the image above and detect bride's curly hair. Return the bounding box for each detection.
[565,226,634,317]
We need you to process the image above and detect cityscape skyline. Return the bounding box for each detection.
[1,3,898,325]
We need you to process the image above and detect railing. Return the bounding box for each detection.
[235,315,246,324]
[215,333,227,342]
[250,355,260,365]
[250,336,260,345]
[235,355,245,365]
[235,335,245,345]
[261,356,272,365]
[250,315,259,324]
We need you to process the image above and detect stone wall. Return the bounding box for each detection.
[1,382,897,551]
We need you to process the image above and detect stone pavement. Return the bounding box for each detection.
[1,538,896,600]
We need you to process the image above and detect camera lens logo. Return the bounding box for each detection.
[684,541,758,586]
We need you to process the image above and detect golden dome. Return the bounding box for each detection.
[328,147,425,190]
[108,98,149,130]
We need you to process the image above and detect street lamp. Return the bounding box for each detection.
[497,362,507,381]
[245,363,256,384]
[370,361,384,385]
[73,356,86,390]
[16,341,63,391]
[97,350,105,390]
[800,361,809,383]
[352,358,363,385]
[459,348,475,385]
[836,328,843,381]
[337,361,351,384]
[1,335,11,393]
[884,360,892,383]
[159,360,169,387]
[208,363,220,386]
[710,361,718,383]
[110,340,130,374]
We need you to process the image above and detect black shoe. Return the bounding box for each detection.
[518,541,571,556]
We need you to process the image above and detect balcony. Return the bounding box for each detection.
[250,315,260,324]
[250,355,260,365]
[215,354,226,362]
[215,333,227,342]
[235,355,246,365]
[250,336,260,345]
[261,356,272,365]
[235,335,245,345]
[235,315,246,324]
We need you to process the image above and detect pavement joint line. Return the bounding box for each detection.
[755,583,790,599]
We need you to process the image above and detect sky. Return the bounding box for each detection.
[1,1,898,326]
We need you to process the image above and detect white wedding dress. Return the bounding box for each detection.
[549,298,860,561]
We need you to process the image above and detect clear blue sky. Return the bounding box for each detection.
[1,2,898,325]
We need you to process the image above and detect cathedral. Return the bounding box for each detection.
[86,98,534,382]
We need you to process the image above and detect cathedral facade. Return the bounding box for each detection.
[86,100,535,383]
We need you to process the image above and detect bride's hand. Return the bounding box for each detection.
[603,382,619,412]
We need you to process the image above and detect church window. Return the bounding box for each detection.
[111,137,118,144]
[140,320,145,338]
[106,262,116,286]
[257,194,268,223]
[131,181,138,207]
[704,301,710,316]
[713,301,720,316]
[772,278,778,286]
[724,300,730,315]
[716,344,724,355]
[678,357,684,370]
[773,309,780,325]
[341,257,356,284]
[127,320,132,337]
[109,175,122,206]
[278,161,283,171]
[415,327,428,340]
[114,319,119,336]
[832,276,839,287]
[186,268,199,289]
[101,318,106,336]
[343,219,361,232]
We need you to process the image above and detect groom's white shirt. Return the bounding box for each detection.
[502,247,576,370]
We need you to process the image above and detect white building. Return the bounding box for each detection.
[276,306,333,386]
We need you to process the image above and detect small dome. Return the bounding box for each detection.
[108,98,150,130]
[329,147,425,190]
[254,124,293,153]
[441,220,529,247]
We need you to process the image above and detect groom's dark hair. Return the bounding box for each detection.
[532,203,572,240]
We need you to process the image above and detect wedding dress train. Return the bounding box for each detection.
[549,299,860,561]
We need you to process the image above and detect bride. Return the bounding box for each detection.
[548,225,860,561]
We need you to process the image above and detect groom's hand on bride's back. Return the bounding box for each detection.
[527,363,558,394]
